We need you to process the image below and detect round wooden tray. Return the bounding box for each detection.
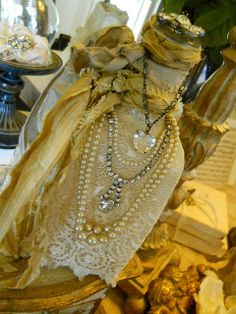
[0,256,107,313]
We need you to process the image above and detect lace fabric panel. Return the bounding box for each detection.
[41,104,184,285]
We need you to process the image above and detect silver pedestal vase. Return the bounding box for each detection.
[0,0,60,148]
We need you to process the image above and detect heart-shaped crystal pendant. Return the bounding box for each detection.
[133,130,156,153]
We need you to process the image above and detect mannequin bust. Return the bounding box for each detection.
[0,13,203,289]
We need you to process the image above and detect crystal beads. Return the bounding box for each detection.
[113,112,165,166]
[8,35,33,50]
[100,199,115,212]
[73,110,180,245]
[133,130,156,153]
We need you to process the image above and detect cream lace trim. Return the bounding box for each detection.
[41,104,184,285]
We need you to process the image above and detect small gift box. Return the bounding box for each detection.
[164,180,228,255]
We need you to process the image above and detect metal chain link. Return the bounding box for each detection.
[142,54,189,133]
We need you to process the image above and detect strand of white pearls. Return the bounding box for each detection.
[104,113,180,238]
[112,111,166,167]
[75,117,109,244]
[74,112,179,245]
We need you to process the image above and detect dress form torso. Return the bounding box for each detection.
[0,13,203,288]
[41,96,183,284]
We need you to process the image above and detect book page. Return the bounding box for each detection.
[196,119,236,187]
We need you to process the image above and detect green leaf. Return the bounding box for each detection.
[202,18,236,46]
[184,0,213,9]
[163,0,186,14]
[217,0,234,5]
[208,46,225,67]
[195,6,236,47]
[195,6,236,32]
[193,3,218,18]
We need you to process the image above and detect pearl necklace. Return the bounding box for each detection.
[98,111,174,212]
[74,109,179,245]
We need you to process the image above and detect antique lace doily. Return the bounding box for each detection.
[41,104,184,285]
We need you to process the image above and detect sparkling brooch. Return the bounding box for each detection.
[7,35,34,50]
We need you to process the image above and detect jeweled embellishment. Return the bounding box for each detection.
[133,130,156,153]
[100,199,115,212]
[7,35,34,50]
[98,177,125,212]
[74,112,180,245]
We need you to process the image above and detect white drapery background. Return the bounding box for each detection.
[56,0,161,38]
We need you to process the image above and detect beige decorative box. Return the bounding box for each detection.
[164,180,228,255]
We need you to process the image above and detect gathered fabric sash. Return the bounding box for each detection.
[0,20,201,288]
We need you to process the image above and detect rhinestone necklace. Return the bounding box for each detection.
[98,111,174,213]
[74,110,179,245]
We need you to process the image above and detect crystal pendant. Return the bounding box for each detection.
[100,199,115,212]
[133,130,156,153]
